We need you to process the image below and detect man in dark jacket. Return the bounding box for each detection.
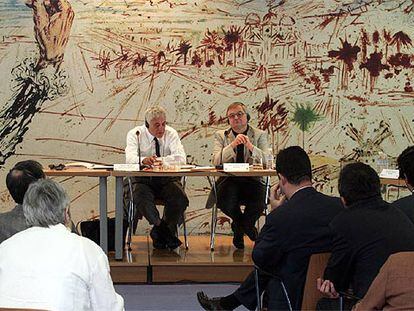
[197,146,343,310]
[392,146,414,223]
[0,160,45,244]
[318,162,414,310]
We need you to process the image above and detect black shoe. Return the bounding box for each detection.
[231,222,244,249]
[159,220,182,249]
[243,224,258,241]
[197,291,224,311]
[150,225,167,249]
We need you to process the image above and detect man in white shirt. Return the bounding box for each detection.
[125,106,188,249]
[0,179,124,311]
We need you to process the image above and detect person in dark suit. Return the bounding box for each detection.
[392,146,414,223]
[317,162,414,310]
[0,160,45,244]
[197,146,343,310]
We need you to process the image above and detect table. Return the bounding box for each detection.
[44,168,111,253]
[112,169,277,259]
[380,178,406,187]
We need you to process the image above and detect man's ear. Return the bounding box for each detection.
[404,174,414,192]
[279,174,288,186]
[64,207,71,225]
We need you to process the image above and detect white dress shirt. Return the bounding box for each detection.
[0,224,124,311]
[125,124,186,164]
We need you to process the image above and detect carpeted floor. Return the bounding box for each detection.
[115,283,247,310]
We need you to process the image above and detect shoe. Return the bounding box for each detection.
[159,220,182,249]
[150,225,167,249]
[243,224,258,241]
[197,291,224,311]
[231,222,244,249]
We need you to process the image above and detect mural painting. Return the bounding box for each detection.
[0,0,413,233]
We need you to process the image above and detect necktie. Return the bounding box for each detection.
[154,137,161,157]
[236,144,244,163]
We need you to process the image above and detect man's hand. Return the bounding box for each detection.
[317,278,339,299]
[230,134,254,151]
[27,0,75,70]
[269,183,286,211]
[142,156,158,167]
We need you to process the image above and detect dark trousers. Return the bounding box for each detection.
[316,297,358,311]
[123,176,188,232]
[216,177,266,227]
[234,270,295,311]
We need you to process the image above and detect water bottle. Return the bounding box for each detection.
[376,152,388,174]
[265,148,274,169]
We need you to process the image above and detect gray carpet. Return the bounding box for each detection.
[115,283,247,311]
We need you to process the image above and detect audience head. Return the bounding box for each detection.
[397,146,414,191]
[226,102,249,133]
[6,160,45,204]
[145,106,167,138]
[275,146,312,185]
[338,162,381,206]
[23,179,70,228]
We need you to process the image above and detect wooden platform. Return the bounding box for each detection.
[109,235,254,284]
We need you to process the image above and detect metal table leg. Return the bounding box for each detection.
[208,176,218,251]
[99,176,108,254]
[115,176,124,260]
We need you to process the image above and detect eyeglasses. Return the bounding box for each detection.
[227,111,245,119]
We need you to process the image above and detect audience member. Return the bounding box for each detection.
[317,162,414,310]
[392,146,414,223]
[198,146,343,310]
[353,252,414,311]
[0,179,124,310]
[0,160,45,244]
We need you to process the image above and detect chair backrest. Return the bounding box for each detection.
[301,252,331,311]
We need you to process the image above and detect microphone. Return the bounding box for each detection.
[136,130,141,170]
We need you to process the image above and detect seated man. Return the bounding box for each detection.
[353,252,414,311]
[198,146,343,310]
[212,102,269,249]
[0,160,45,244]
[125,106,189,249]
[0,179,124,310]
[317,162,414,310]
[392,146,414,223]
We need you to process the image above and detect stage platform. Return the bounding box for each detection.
[109,235,254,284]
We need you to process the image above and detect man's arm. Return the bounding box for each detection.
[90,253,125,311]
[353,260,388,311]
[250,130,269,163]
[163,129,186,164]
[252,211,285,271]
[322,228,354,293]
[125,130,139,164]
[212,131,235,165]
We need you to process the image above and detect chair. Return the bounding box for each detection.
[254,252,331,311]
[207,176,271,251]
[301,252,331,310]
[125,176,189,250]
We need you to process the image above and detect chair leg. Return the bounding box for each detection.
[254,268,262,311]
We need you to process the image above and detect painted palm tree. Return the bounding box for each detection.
[328,39,360,90]
[359,52,389,92]
[200,30,222,64]
[174,40,192,65]
[390,31,412,53]
[223,25,243,66]
[292,104,321,149]
[383,29,392,59]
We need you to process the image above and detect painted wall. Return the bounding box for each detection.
[0,0,413,234]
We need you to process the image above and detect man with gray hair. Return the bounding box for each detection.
[125,106,188,249]
[0,179,124,310]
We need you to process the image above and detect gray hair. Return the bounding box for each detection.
[145,106,166,123]
[23,179,70,227]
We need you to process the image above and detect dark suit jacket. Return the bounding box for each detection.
[252,187,343,310]
[0,204,29,244]
[324,196,414,299]
[392,194,414,224]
